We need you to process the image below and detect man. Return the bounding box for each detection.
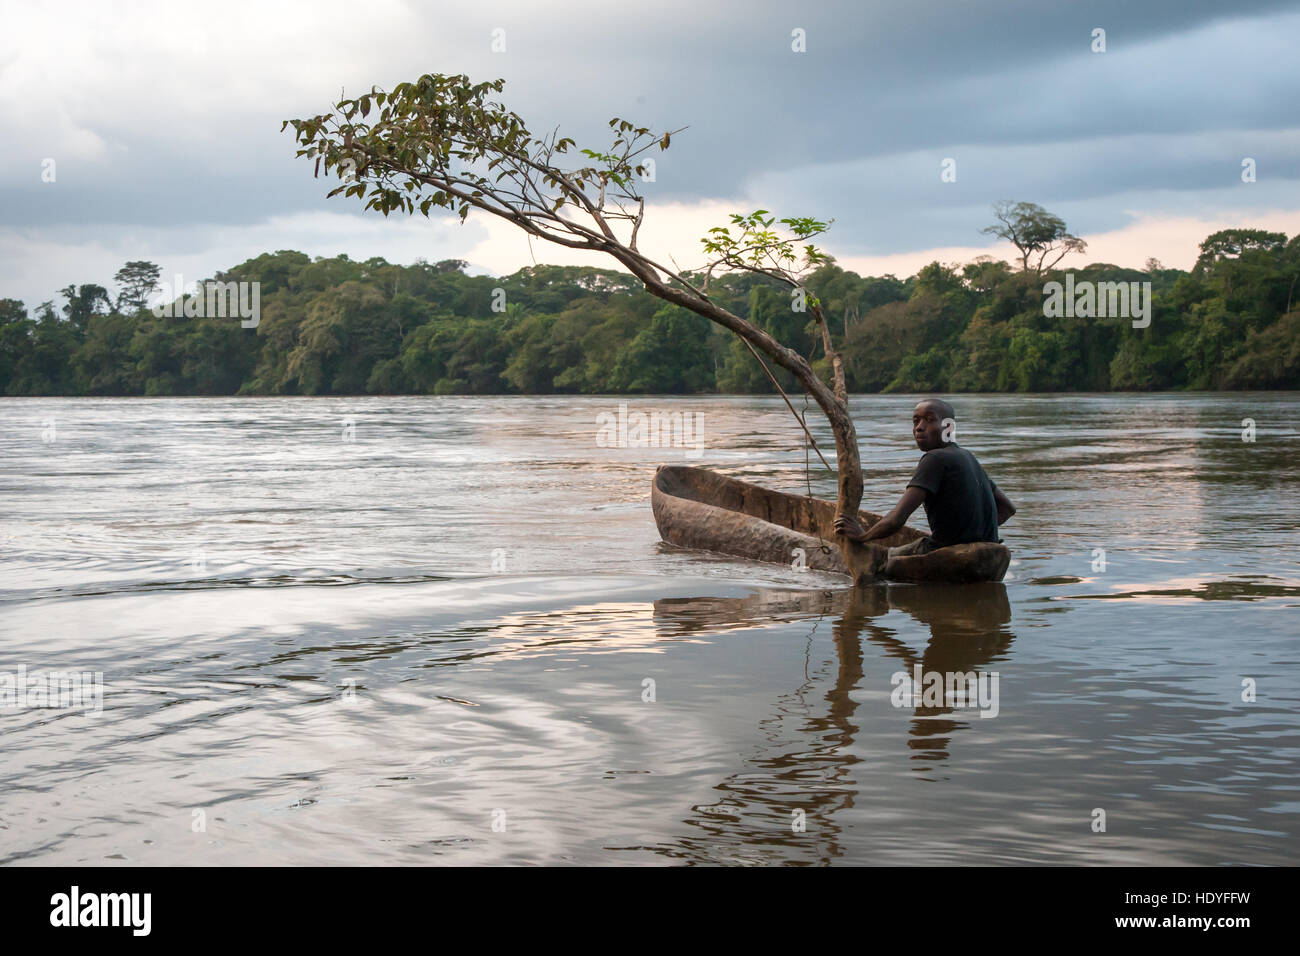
[834,398,1015,558]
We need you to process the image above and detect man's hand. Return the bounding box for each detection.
[836,488,926,545]
[834,514,867,542]
[993,485,1016,525]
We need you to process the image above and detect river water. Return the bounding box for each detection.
[1,393,1297,865]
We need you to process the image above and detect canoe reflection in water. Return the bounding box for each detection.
[845,583,1014,760]
[641,583,1015,864]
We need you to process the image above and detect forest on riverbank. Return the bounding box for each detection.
[2,226,1297,396]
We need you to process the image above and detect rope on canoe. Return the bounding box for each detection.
[802,385,835,556]
[738,335,837,558]
[738,337,834,473]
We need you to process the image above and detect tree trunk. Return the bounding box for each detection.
[607,248,882,582]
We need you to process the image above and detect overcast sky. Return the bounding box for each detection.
[3,0,1299,309]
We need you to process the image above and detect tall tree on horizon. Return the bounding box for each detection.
[982,200,1087,274]
[113,260,163,315]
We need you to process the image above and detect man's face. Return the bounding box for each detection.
[912,403,948,451]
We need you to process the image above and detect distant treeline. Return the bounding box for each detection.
[2,228,1298,396]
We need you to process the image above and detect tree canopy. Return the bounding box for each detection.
[4,230,1298,399]
[284,70,870,522]
[981,200,1087,274]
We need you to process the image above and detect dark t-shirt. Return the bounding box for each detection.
[906,443,1000,546]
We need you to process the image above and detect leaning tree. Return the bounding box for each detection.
[285,73,882,574]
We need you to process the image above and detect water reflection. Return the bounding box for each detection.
[643,583,1016,864]
[841,584,1014,769]
[4,393,1295,865]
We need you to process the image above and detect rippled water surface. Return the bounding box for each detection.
[1,394,1297,865]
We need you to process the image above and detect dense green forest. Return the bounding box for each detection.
[2,226,1298,396]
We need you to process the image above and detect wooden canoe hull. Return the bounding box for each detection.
[651,465,1010,584]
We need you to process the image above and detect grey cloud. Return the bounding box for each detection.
[1,0,1298,305]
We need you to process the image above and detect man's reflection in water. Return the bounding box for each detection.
[644,583,1015,863]
[835,583,1014,769]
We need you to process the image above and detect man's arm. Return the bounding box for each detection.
[834,486,928,543]
[992,484,1016,525]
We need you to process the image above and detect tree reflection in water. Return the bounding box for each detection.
[636,583,1015,864]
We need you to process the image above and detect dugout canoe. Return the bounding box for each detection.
[651,464,1011,584]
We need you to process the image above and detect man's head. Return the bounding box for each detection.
[912,398,955,451]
